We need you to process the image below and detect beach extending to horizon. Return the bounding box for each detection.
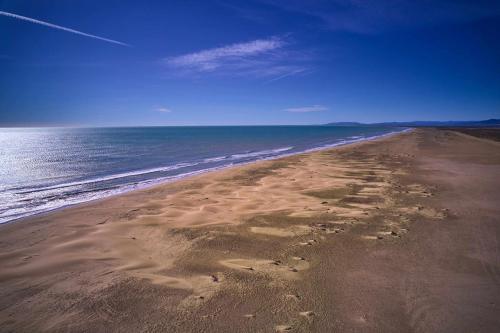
[1,128,499,332]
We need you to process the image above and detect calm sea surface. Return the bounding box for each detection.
[0,126,405,223]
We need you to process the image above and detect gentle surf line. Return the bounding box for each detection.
[11,146,295,195]
[0,129,409,224]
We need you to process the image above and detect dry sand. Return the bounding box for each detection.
[1,128,499,332]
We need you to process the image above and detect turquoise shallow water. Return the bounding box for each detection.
[0,126,406,223]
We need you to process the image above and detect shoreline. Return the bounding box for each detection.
[1,127,410,226]
[2,128,499,332]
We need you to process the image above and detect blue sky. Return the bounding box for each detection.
[0,0,499,126]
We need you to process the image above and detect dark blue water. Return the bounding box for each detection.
[0,126,406,223]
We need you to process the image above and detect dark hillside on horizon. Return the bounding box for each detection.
[325,119,500,127]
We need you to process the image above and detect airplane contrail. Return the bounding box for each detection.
[0,10,130,47]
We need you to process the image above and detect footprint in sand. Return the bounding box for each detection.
[299,239,317,246]
[314,223,329,231]
[276,324,293,331]
[405,205,448,219]
[221,258,307,280]
[376,231,397,238]
[361,235,379,240]
[286,294,301,300]
[300,311,315,317]
[220,260,255,271]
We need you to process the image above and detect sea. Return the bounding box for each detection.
[0,126,407,223]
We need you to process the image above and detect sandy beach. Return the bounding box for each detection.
[1,128,499,332]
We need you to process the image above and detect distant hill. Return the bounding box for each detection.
[324,119,500,127]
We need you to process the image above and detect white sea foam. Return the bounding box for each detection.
[203,156,228,163]
[14,161,201,194]
[203,146,293,163]
[230,146,293,159]
[16,146,294,196]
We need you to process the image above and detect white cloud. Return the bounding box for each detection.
[155,107,172,113]
[165,37,284,71]
[162,36,310,81]
[0,10,130,46]
[284,105,328,113]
